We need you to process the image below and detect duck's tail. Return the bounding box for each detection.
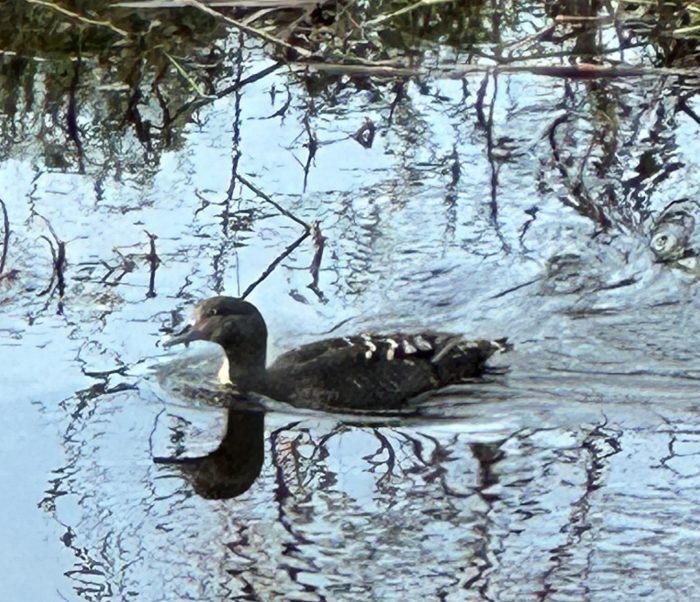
[432,336,511,382]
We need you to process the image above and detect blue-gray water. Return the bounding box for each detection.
[3,5,700,600]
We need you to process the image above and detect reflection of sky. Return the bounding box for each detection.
[3,38,700,601]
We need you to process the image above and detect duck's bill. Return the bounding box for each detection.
[163,323,205,348]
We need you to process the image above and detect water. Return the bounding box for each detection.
[3,5,700,601]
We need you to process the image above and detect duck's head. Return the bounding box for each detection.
[165,296,268,380]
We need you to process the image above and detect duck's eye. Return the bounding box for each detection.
[208,308,219,317]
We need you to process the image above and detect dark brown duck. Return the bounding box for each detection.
[165,296,509,410]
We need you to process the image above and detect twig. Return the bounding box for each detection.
[554,15,615,24]
[490,276,543,299]
[305,61,697,80]
[184,0,311,58]
[114,0,317,8]
[217,60,283,100]
[169,60,283,125]
[163,51,216,99]
[505,23,556,54]
[25,0,129,37]
[366,0,453,26]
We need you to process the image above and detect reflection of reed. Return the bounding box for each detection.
[0,198,10,277]
[34,213,66,312]
[144,231,160,298]
[269,420,506,507]
[251,413,635,599]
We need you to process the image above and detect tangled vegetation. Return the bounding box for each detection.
[0,0,698,174]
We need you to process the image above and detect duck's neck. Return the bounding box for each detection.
[220,346,267,390]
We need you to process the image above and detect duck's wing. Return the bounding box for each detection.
[266,333,507,410]
[271,336,364,369]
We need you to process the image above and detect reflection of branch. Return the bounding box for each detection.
[269,422,313,544]
[365,428,397,486]
[144,231,160,298]
[98,250,136,285]
[55,237,66,297]
[211,53,245,294]
[443,145,459,241]
[237,173,311,231]
[548,113,569,163]
[387,80,406,125]
[37,235,66,298]
[679,96,700,126]
[482,72,511,254]
[307,222,326,302]
[241,231,309,299]
[36,237,56,296]
[475,73,488,128]
[548,113,612,230]
[301,111,317,192]
[67,57,85,174]
[34,213,66,299]
[0,198,9,276]
[263,84,292,119]
[170,61,284,124]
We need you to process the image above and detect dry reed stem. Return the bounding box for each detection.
[26,0,129,36]
[170,0,312,57]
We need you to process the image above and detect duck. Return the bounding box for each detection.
[164,296,509,410]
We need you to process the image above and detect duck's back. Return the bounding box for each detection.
[261,333,506,410]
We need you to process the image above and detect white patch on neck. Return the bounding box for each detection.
[218,356,231,384]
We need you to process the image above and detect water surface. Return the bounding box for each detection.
[3,3,700,600]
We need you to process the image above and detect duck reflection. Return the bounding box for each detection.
[154,394,515,509]
[154,397,265,500]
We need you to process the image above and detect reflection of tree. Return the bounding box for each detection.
[0,0,495,179]
[40,377,696,601]
[181,413,633,600]
[0,2,233,175]
[545,76,689,235]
